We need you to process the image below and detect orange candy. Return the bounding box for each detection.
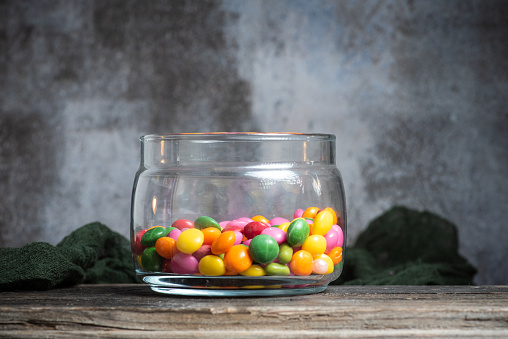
[302,207,320,219]
[202,227,221,245]
[289,250,313,276]
[328,247,343,265]
[223,245,253,273]
[211,231,236,255]
[155,237,178,259]
[251,215,270,224]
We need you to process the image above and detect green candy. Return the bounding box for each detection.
[286,219,310,247]
[265,263,290,276]
[277,243,293,265]
[194,216,221,230]
[248,234,279,264]
[140,227,173,247]
[141,247,162,272]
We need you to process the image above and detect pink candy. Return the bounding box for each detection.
[170,253,199,274]
[261,227,287,245]
[169,228,182,240]
[331,224,344,248]
[293,209,304,219]
[324,229,340,253]
[234,231,243,245]
[269,217,290,226]
[225,219,251,230]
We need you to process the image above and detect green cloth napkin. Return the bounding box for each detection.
[332,206,476,285]
[0,222,138,291]
[0,207,476,292]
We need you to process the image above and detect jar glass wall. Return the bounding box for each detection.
[131,133,346,296]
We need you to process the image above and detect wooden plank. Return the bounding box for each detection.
[1,285,507,338]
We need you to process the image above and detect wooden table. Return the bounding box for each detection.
[1,284,507,338]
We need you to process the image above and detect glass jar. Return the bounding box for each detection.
[130,133,346,296]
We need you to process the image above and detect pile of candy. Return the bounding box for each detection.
[132,207,343,277]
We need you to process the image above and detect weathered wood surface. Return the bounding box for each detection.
[1,285,507,338]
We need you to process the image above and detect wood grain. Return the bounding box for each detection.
[1,285,507,338]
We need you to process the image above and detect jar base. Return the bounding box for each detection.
[141,274,330,297]
[149,284,328,297]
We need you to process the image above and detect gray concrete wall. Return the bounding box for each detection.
[1,0,507,285]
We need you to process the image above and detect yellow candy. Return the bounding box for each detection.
[302,234,327,255]
[311,210,333,235]
[198,255,226,276]
[176,228,204,254]
[278,222,290,232]
[240,264,266,276]
[322,207,338,225]
[313,253,334,274]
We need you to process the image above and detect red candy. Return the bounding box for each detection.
[243,221,270,239]
[132,229,148,255]
[172,219,194,230]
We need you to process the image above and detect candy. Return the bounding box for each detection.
[168,228,182,240]
[311,209,333,235]
[286,219,310,247]
[289,250,313,276]
[302,207,320,219]
[265,262,290,276]
[248,234,279,264]
[233,231,243,245]
[333,225,344,248]
[211,231,236,255]
[302,234,327,255]
[161,258,172,273]
[278,222,290,232]
[269,217,290,226]
[134,207,343,279]
[313,253,334,274]
[198,255,226,276]
[240,264,266,276]
[277,243,293,265]
[224,245,253,273]
[176,228,204,254]
[243,221,270,239]
[222,224,244,233]
[321,207,338,225]
[155,236,178,259]
[251,215,270,223]
[293,208,304,219]
[172,219,194,230]
[170,252,199,274]
[192,244,212,262]
[261,227,286,245]
[194,216,221,230]
[312,259,329,275]
[141,247,162,272]
[132,229,148,255]
[324,229,340,253]
[202,227,221,245]
[328,247,343,266]
[140,227,172,247]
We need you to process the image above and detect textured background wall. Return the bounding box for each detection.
[1,0,507,285]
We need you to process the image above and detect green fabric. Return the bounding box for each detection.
[332,206,476,285]
[0,207,476,291]
[0,222,138,291]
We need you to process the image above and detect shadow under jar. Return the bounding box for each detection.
[131,133,346,296]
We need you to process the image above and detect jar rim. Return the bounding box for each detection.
[141,132,335,142]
